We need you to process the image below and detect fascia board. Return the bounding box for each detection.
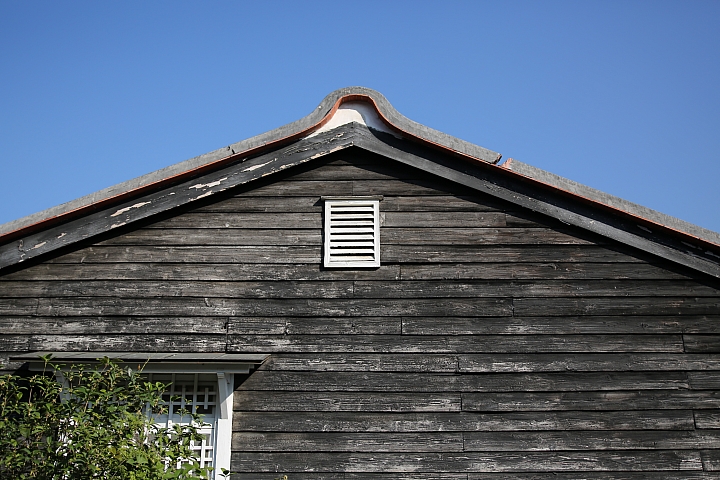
[503,158,720,248]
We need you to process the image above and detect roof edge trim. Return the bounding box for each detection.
[502,158,720,247]
[0,87,501,243]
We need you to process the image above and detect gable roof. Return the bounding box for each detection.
[0,87,718,279]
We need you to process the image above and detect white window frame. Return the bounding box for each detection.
[322,196,382,268]
[143,367,236,478]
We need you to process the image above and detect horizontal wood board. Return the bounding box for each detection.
[1,150,720,475]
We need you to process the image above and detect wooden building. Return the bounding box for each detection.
[1,87,720,479]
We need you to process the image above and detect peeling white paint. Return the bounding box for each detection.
[193,191,213,200]
[189,177,228,189]
[110,222,127,229]
[310,145,345,159]
[31,241,47,250]
[305,101,395,138]
[110,202,151,217]
[57,232,66,239]
[242,160,273,172]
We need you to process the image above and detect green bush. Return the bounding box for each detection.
[0,356,223,479]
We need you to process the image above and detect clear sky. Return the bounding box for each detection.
[2,1,719,233]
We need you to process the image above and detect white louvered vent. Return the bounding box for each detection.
[323,197,381,268]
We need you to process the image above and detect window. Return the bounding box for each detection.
[322,196,382,268]
[147,372,222,471]
[13,352,267,480]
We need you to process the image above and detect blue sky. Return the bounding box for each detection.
[2,1,719,232]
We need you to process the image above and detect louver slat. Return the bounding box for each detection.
[323,198,381,268]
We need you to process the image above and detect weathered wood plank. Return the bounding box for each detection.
[514,297,720,316]
[464,430,720,451]
[452,475,713,480]
[702,450,720,471]
[381,227,596,245]
[233,179,353,197]
[227,334,682,353]
[354,280,720,298]
[346,472,468,480]
[192,196,323,213]
[286,164,411,181]
[230,450,701,472]
[232,474,344,480]
[0,316,227,334]
[98,229,322,246]
[228,317,402,335]
[49,245,323,264]
[1,263,401,281]
[0,298,38,316]
[382,195,505,212]
[256,352,720,373]
[234,391,461,412]
[147,212,322,229]
[231,430,720,460]
[406,316,720,335]
[11,334,227,352]
[689,372,720,390]
[694,410,720,429]
[400,262,687,280]
[684,335,720,353]
[258,354,458,372]
[234,179,460,197]
[458,353,720,372]
[284,317,402,335]
[383,212,507,228]
[234,410,694,432]
[235,390,720,413]
[231,432,464,452]
[353,179,479,197]
[0,280,355,299]
[1,335,225,353]
[237,371,689,392]
[384,245,639,263]
[0,336,31,351]
[462,390,720,411]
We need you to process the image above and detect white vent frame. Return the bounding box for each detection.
[323,196,382,268]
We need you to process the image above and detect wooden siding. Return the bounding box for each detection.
[1,149,720,478]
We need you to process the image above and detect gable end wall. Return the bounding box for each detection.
[1,149,720,478]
